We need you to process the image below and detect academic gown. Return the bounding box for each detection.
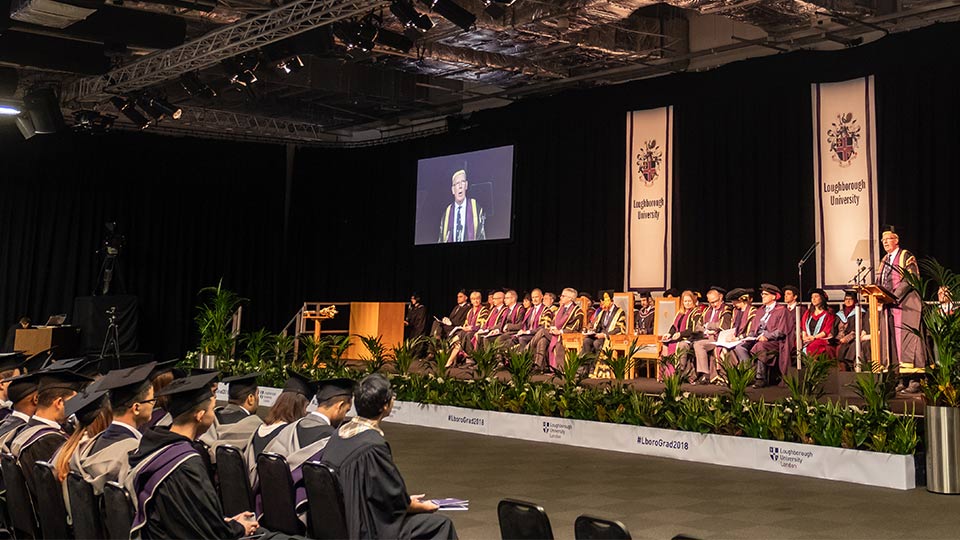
[72,422,141,494]
[200,404,262,463]
[10,418,67,495]
[321,429,457,540]
[0,405,11,423]
[140,408,172,433]
[126,427,252,540]
[0,412,28,449]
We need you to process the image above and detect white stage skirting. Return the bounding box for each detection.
[221,385,916,490]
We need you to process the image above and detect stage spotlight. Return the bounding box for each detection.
[15,114,36,139]
[277,55,305,74]
[375,27,414,53]
[23,88,65,134]
[418,0,475,31]
[110,96,150,129]
[390,0,434,31]
[334,21,375,52]
[223,57,260,87]
[150,97,182,120]
[0,104,20,116]
[179,72,217,100]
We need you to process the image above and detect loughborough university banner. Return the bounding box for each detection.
[625,107,673,291]
[812,77,879,291]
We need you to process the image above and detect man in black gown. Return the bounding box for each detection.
[125,372,265,540]
[322,373,458,540]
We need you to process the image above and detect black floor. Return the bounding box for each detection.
[386,422,959,540]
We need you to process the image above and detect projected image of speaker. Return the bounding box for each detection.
[414,145,514,245]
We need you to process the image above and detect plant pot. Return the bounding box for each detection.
[925,405,960,494]
[198,354,217,370]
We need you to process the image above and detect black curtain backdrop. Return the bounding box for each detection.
[1,22,959,357]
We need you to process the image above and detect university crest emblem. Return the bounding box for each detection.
[636,139,662,186]
[769,446,779,462]
[826,112,861,167]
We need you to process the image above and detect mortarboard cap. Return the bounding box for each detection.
[760,283,782,298]
[707,285,727,296]
[157,372,219,418]
[881,224,899,238]
[37,370,93,394]
[783,285,800,297]
[844,289,858,300]
[663,288,679,298]
[282,371,317,398]
[808,288,828,301]
[5,372,40,404]
[150,359,180,379]
[23,348,54,374]
[94,362,157,409]
[65,388,109,426]
[0,352,27,373]
[315,378,356,403]
[45,356,103,378]
[190,368,220,379]
[223,373,259,401]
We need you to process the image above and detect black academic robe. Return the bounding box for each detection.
[15,418,67,496]
[127,427,247,540]
[322,429,457,540]
[216,404,252,425]
[0,412,27,442]
[0,407,11,423]
[91,422,139,454]
[250,425,286,457]
[405,304,427,340]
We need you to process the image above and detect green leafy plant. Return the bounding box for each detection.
[849,370,897,417]
[357,334,394,374]
[783,354,835,404]
[468,340,503,381]
[299,334,329,368]
[556,349,587,388]
[505,349,535,392]
[195,279,245,361]
[392,336,426,377]
[604,339,638,386]
[721,357,756,405]
[271,333,295,366]
[426,336,453,380]
[326,335,352,375]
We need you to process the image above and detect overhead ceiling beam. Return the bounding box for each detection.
[65,0,389,104]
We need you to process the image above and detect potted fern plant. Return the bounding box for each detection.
[903,259,960,493]
[195,280,244,369]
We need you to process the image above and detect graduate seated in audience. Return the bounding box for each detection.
[52,387,111,523]
[10,369,92,494]
[0,353,27,421]
[140,360,179,432]
[0,372,40,448]
[66,363,156,494]
[200,372,263,460]
[125,372,294,540]
[322,374,458,540]
[262,378,355,524]
[246,372,314,462]
[801,288,836,359]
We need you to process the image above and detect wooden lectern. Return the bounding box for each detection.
[346,302,405,360]
[860,284,896,373]
[14,327,80,358]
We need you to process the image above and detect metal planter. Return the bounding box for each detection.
[925,405,960,494]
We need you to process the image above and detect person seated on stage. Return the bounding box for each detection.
[690,286,734,385]
[0,352,27,421]
[430,290,470,340]
[445,291,489,368]
[493,289,534,349]
[659,290,703,379]
[801,288,836,359]
[322,374,458,540]
[66,363,156,494]
[486,290,496,311]
[836,290,871,370]
[0,372,40,449]
[260,378,355,524]
[733,284,791,388]
[581,290,626,357]
[10,369,92,492]
[438,169,485,243]
[140,359,179,432]
[540,288,584,370]
[520,292,557,362]
[246,372,313,464]
[466,290,507,355]
[727,288,757,339]
[938,285,955,316]
[125,372,278,540]
[783,285,801,353]
[404,293,427,341]
[199,373,263,459]
[505,289,545,350]
[635,293,655,335]
[481,289,525,346]
[521,293,533,311]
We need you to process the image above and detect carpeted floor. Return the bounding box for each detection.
[385,422,957,540]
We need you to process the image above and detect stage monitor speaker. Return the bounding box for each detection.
[72,295,139,355]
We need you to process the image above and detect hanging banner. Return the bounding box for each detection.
[812,76,880,291]
[625,106,673,291]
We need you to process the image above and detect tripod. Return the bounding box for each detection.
[99,306,121,369]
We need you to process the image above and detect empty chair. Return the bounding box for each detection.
[256,453,304,535]
[498,498,553,540]
[215,445,254,516]
[1,452,38,539]
[302,461,348,540]
[32,461,70,540]
[574,515,631,540]
[102,481,133,540]
[67,471,105,540]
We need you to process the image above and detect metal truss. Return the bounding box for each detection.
[68,0,389,103]
[68,105,448,147]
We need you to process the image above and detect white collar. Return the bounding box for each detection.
[455,200,466,210]
[310,411,331,425]
[765,303,776,312]
[888,248,900,261]
[11,410,30,422]
[111,420,142,439]
[32,415,61,429]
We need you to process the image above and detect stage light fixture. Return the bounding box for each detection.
[418,0,475,31]
[149,97,183,120]
[72,110,116,133]
[15,114,36,139]
[0,104,20,116]
[277,55,305,74]
[390,0,434,31]
[179,72,217,100]
[223,57,260,87]
[374,27,414,53]
[109,96,150,129]
[334,21,375,52]
[23,88,65,134]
